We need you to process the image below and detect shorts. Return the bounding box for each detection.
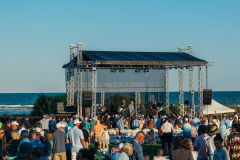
[115,128,119,133]
[95,136,102,144]
[221,134,228,142]
[102,139,109,144]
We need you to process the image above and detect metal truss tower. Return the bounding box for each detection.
[91,64,97,118]
[198,66,204,113]
[178,47,184,116]
[77,43,83,117]
[135,91,140,116]
[100,91,105,106]
[165,69,169,115]
[188,45,195,117]
[67,45,75,106]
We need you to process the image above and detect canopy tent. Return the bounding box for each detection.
[200,99,235,114]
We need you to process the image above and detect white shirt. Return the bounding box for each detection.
[161,121,174,133]
[18,128,26,136]
[206,135,216,155]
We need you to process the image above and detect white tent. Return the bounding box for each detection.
[199,99,235,115]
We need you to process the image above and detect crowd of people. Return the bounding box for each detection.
[0,103,240,160]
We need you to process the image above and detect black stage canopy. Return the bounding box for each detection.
[63,50,207,69]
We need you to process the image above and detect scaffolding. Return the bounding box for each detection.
[64,43,209,118]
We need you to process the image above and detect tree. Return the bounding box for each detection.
[31,94,67,116]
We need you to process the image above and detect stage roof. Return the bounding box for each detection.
[63,50,208,68]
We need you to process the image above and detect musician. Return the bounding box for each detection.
[157,100,164,117]
[129,101,135,119]
[151,101,157,116]
[96,102,106,115]
[119,100,126,115]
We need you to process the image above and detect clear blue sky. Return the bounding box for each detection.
[0,0,239,93]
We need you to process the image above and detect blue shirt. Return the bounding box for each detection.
[132,119,140,128]
[117,119,125,130]
[219,124,227,135]
[182,123,191,138]
[68,121,74,128]
[84,121,90,130]
[129,104,134,112]
[192,117,200,127]
[155,118,161,129]
[224,119,230,128]
[67,126,84,152]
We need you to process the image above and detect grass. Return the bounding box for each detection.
[90,142,164,159]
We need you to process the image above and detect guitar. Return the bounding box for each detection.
[97,107,106,112]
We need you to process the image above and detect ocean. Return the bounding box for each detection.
[0,92,239,115]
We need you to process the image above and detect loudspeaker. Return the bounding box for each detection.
[83,91,92,107]
[53,102,64,113]
[203,89,212,105]
[184,100,189,105]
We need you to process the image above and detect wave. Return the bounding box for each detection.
[0,105,34,115]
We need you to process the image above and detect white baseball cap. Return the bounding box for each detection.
[11,121,19,126]
[115,114,118,117]
[92,117,95,120]
[73,119,81,124]
[35,127,41,132]
[184,118,188,122]
[142,115,144,117]
[85,117,88,120]
[107,115,110,118]
[56,123,62,128]
[118,143,124,149]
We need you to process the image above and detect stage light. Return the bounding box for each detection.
[110,70,113,73]
[123,70,125,73]
[114,70,116,73]
[169,66,172,69]
[143,70,146,73]
[138,70,141,73]
[84,70,86,72]
[119,70,122,73]
[89,70,92,72]
[147,69,149,72]
[175,66,178,69]
[135,70,137,73]
[186,66,189,69]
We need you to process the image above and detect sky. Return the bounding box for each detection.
[0,0,240,93]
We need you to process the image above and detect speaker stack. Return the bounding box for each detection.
[203,89,212,105]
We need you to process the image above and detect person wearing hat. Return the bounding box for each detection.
[182,118,191,139]
[206,125,220,160]
[15,142,33,160]
[67,119,85,160]
[6,121,19,134]
[105,115,112,129]
[18,123,26,136]
[39,115,50,132]
[52,123,69,160]
[30,140,47,160]
[160,117,174,153]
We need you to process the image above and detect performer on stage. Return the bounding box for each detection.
[96,102,106,115]
[129,101,135,119]
[157,100,165,117]
[119,100,127,116]
[150,101,157,116]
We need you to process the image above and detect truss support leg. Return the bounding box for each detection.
[135,91,140,116]
[100,91,105,106]
[198,66,204,114]
[91,64,97,118]
[67,45,75,106]
[165,69,169,115]
[77,43,83,117]
[179,67,184,116]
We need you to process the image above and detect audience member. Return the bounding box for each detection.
[190,121,197,144]
[77,148,97,160]
[213,133,230,160]
[184,138,198,160]
[219,120,227,147]
[206,125,220,160]
[67,119,85,160]
[169,136,193,160]
[194,125,209,160]
[42,131,53,160]
[15,142,33,160]
[113,143,134,160]
[227,123,240,160]
[30,140,47,160]
[182,118,191,138]
[161,117,174,153]
[102,128,110,151]
[81,123,90,149]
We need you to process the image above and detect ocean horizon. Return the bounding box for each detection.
[0,91,239,115]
